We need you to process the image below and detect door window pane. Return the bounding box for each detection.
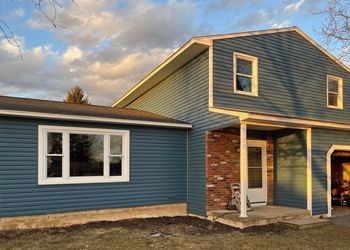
[47,156,62,177]
[248,147,262,188]
[70,134,104,176]
[110,135,122,155]
[248,168,262,188]
[47,133,62,154]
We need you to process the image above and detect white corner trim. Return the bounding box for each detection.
[0,109,192,129]
[306,128,312,213]
[209,45,214,108]
[38,125,130,185]
[326,145,350,217]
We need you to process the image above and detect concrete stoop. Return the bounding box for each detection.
[208,206,312,229]
[278,217,330,229]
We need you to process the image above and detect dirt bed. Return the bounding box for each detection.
[1,216,349,250]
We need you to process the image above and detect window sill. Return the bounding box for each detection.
[233,90,258,97]
[327,105,343,110]
[38,176,129,185]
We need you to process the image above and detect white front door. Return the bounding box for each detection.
[247,140,267,206]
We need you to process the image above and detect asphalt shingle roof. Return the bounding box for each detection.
[0,95,190,126]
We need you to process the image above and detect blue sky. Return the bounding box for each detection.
[0,0,331,105]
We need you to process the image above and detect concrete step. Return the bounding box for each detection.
[279,217,330,229]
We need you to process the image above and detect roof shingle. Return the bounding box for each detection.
[0,95,190,127]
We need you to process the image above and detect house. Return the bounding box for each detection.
[1,27,350,230]
[0,97,191,230]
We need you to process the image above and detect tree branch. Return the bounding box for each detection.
[316,0,350,63]
[0,0,78,60]
[0,19,23,61]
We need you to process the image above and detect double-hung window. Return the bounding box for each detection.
[38,126,130,185]
[327,75,343,109]
[233,52,258,96]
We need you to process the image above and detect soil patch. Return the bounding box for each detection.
[0,216,292,240]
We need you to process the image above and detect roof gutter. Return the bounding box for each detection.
[0,109,192,129]
[209,107,350,131]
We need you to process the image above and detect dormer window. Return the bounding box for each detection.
[327,75,343,109]
[233,52,258,96]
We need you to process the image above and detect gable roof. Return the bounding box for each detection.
[0,95,191,128]
[113,26,350,108]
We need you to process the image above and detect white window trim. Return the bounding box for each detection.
[233,52,258,96]
[327,75,343,110]
[38,125,130,185]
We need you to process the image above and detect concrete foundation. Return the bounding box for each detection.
[0,203,187,231]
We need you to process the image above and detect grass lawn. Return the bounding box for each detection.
[1,216,349,250]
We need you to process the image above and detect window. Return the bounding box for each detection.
[233,52,258,96]
[38,126,129,185]
[327,75,343,109]
[248,147,263,188]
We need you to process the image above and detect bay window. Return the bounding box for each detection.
[38,126,129,184]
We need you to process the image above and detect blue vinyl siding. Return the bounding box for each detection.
[127,51,239,216]
[0,116,187,217]
[311,128,350,215]
[274,130,307,209]
[213,31,350,123]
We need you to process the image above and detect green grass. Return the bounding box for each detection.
[1,217,349,250]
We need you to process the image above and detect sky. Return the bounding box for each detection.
[0,0,332,105]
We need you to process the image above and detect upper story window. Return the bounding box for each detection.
[327,75,343,109]
[38,125,130,185]
[233,52,258,96]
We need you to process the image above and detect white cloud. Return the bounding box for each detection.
[0,37,173,105]
[2,0,201,105]
[62,46,83,62]
[14,7,25,17]
[284,0,307,13]
[272,20,291,28]
[28,0,198,49]
[234,9,278,30]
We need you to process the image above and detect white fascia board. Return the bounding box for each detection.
[0,109,192,129]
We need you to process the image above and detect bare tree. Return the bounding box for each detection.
[317,0,350,63]
[0,0,78,60]
[64,85,90,104]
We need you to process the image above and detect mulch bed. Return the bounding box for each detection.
[0,216,291,240]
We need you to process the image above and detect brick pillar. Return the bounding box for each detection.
[206,128,240,211]
[266,137,274,205]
